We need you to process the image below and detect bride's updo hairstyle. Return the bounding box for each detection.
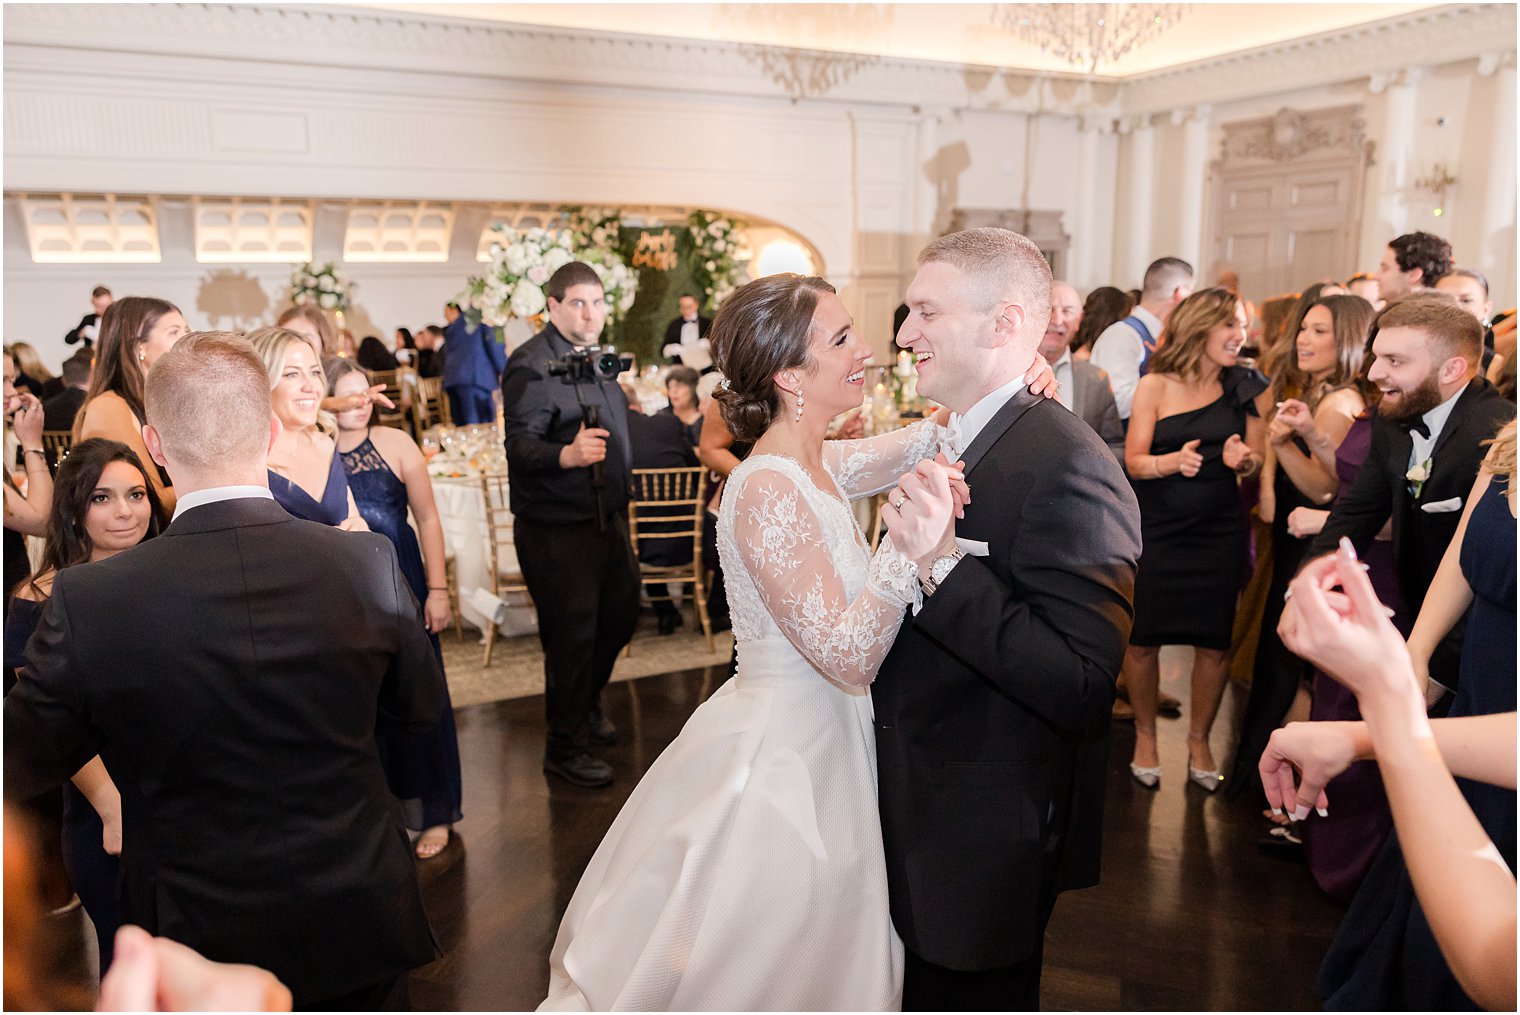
[710,273,836,442]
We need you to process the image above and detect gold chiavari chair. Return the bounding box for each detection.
[367,369,407,430]
[41,430,73,473]
[626,466,713,655]
[416,375,451,432]
[480,472,532,666]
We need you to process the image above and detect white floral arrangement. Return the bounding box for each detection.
[288,261,354,313]
[563,205,627,255]
[688,209,748,313]
[464,225,577,327]
[463,220,639,329]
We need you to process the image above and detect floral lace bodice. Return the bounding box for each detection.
[716,420,946,688]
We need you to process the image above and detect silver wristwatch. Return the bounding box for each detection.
[920,548,965,597]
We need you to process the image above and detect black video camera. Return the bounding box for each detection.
[546,345,629,384]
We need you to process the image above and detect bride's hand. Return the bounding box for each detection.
[1023,355,1060,400]
[881,459,959,566]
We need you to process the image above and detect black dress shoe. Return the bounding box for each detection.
[588,708,618,746]
[656,611,684,636]
[543,753,614,787]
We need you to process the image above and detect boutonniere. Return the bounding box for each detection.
[1406,457,1432,497]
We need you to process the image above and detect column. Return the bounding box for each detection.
[1072,115,1109,288]
[1122,116,1155,286]
[1372,67,1424,245]
[1478,57,1516,299]
[1175,105,1211,272]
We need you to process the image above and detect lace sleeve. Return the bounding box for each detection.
[731,465,920,687]
[823,420,944,499]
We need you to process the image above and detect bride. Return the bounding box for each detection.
[540,274,1042,1011]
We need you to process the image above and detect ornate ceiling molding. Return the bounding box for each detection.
[1121,4,1517,114]
[2,3,1513,118]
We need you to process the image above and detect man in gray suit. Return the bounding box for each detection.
[1041,281,1124,459]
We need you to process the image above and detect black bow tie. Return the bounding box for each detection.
[1402,418,1432,440]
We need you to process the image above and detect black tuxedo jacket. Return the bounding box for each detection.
[65,311,99,347]
[873,389,1141,971]
[3,497,443,1004]
[502,323,632,525]
[1309,377,1514,688]
[663,315,712,357]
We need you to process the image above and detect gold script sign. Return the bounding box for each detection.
[632,230,679,271]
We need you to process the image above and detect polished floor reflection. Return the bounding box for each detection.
[409,656,1344,1011]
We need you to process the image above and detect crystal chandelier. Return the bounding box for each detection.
[991,4,1188,76]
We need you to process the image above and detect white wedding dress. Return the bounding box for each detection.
[539,420,944,1012]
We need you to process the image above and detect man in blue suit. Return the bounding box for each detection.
[442,302,507,425]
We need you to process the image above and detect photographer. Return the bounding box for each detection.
[501,262,639,788]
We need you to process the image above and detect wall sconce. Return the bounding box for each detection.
[1414,163,1457,217]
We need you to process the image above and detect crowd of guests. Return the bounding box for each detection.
[2,227,1514,1010]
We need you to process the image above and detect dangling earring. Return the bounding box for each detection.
[794,392,805,423]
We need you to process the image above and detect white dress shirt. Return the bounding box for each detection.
[172,484,275,522]
[1407,385,1464,472]
[679,318,700,346]
[944,373,1027,464]
[1089,305,1162,421]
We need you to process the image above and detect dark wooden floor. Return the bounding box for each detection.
[55,658,1348,1010]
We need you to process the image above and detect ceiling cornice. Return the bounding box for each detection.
[2,3,1513,118]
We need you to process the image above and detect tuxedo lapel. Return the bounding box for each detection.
[958,388,1042,476]
[1427,378,1484,465]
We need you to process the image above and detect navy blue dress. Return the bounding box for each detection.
[5,595,122,973]
[1318,474,1516,1009]
[340,435,463,830]
[268,450,350,526]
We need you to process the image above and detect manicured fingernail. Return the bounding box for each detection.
[1382,606,1396,617]
[1316,806,1329,817]
[1291,804,1310,821]
[1338,536,1358,561]
[1271,807,1284,817]
[1357,562,1371,572]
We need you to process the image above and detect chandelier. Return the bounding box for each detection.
[991,4,1188,76]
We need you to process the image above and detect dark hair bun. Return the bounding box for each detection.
[712,383,776,444]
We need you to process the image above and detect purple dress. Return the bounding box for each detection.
[1300,411,1407,902]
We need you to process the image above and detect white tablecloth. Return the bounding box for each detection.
[431,474,538,637]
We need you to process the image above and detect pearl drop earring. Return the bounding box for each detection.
[794,392,804,423]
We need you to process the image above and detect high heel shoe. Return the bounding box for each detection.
[1129,763,1161,789]
[1188,766,1223,792]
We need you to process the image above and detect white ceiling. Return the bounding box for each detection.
[351,3,1441,78]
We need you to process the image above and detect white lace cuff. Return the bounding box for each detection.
[867,534,922,612]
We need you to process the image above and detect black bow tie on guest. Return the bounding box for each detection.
[1402,418,1432,439]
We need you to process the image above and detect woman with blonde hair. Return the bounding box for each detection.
[6,342,61,401]
[73,296,188,515]
[1122,287,1267,791]
[245,327,365,530]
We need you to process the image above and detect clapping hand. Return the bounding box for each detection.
[1222,433,1254,473]
[881,457,964,565]
[1023,356,1060,401]
[1269,399,1314,446]
[1175,438,1204,477]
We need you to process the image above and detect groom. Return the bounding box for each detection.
[874,227,1142,1009]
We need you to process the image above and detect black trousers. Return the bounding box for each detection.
[298,972,410,1011]
[515,514,640,758]
[903,945,1044,1012]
